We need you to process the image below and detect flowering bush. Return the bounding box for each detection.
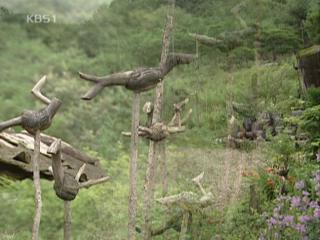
[260,170,320,240]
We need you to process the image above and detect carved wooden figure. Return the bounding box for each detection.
[47,139,109,240]
[78,53,194,100]
[0,76,62,134]
[78,12,194,240]
[156,172,213,240]
[123,98,192,142]
[0,76,61,240]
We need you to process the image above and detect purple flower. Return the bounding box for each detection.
[314,208,320,218]
[316,152,320,162]
[302,191,310,196]
[295,181,305,190]
[295,223,306,233]
[299,215,312,223]
[282,215,294,226]
[309,201,319,209]
[267,217,277,229]
[291,196,301,208]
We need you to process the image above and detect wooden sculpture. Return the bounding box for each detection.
[0,76,61,134]
[78,11,194,240]
[157,172,213,240]
[122,98,192,141]
[79,53,194,100]
[0,76,61,240]
[47,139,109,240]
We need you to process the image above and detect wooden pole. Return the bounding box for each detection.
[128,92,140,240]
[143,7,174,238]
[64,201,72,240]
[159,141,168,196]
[32,129,42,240]
[179,211,190,240]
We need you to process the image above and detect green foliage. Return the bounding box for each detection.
[221,191,267,239]
[261,27,301,60]
[305,1,320,43]
[228,46,255,68]
[0,0,319,239]
[269,134,296,167]
[306,87,320,106]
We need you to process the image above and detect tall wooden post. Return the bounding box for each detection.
[64,201,72,240]
[143,7,174,238]
[32,129,42,240]
[128,92,140,240]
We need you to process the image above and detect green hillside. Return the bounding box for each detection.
[0,0,319,239]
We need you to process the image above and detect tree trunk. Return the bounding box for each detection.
[64,201,72,240]
[128,92,140,240]
[32,130,42,240]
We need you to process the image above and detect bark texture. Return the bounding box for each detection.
[128,92,140,240]
[143,12,173,239]
[64,201,72,240]
[32,130,42,240]
[0,99,62,134]
[79,53,194,100]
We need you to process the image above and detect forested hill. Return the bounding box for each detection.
[0,0,320,239]
[0,0,318,157]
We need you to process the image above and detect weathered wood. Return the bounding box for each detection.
[296,45,320,93]
[157,192,214,211]
[0,116,22,132]
[47,140,108,240]
[179,211,190,240]
[64,201,72,240]
[128,92,140,240]
[31,75,51,105]
[143,11,174,240]
[189,33,222,46]
[0,131,107,183]
[21,99,62,134]
[49,139,64,186]
[75,164,86,182]
[48,139,79,201]
[122,123,186,140]
[32,130,42,240]
[78,176,110,188]
[168,98,190,127]
[79,53,194,100]
[192,172,206,195]
[159,141,168,197]
[0,76,62,135]
[37,133,97,164]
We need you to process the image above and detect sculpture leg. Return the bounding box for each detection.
[179,211,190,240]
[32,129,42,240]
[128,92,140,240]
[64,201,72,240]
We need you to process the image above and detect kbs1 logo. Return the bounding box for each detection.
[26,14,56,24]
